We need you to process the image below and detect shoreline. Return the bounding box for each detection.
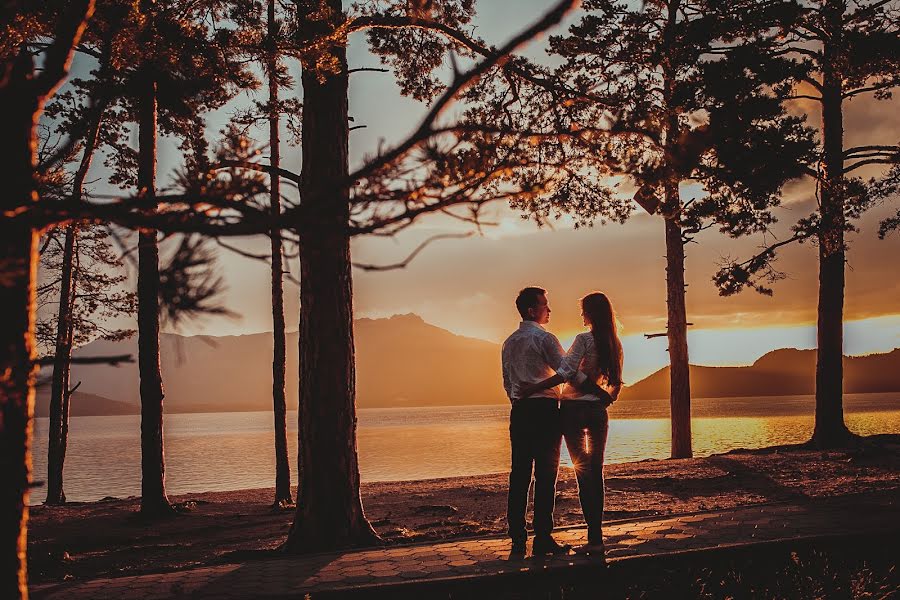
[28,434,900,584]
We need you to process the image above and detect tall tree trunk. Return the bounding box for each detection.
[137,67,172,516]
[45,102,105,506]
[285,6,378,551]
[664,189,692,459]
[0,5,91,595]
[268,0,292,508]
[661,0,691,459]
[812,2,852,448]
[45,228,76,505]
[0,53,41,600]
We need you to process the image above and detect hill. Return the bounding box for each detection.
[68,314,505,413]
[620,348,900,400]
[33,388,136,417]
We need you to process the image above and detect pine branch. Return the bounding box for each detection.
[347,67,389,74]
[347,0,581,187]
[844,145,900,157]
[37,43,114,174]
[215,160,302,184]
[846,0,895,24]
[351,233,472,271]
[35,354,132,366]
[33,0,95,98]
[845,158,899,173]
[843,83,899,99]
[345,14,607,106]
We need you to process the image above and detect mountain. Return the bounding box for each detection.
[67,314,506,413]
[33,388,136,417]
[52,318,900,415]
[619,348,900,400]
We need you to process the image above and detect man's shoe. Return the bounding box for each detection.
[576,540,606,555]
[532,536,571,556]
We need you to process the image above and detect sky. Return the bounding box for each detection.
[57,1,900,383]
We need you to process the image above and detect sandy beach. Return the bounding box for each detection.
[27,434,900,585]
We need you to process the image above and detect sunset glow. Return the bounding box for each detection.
[10,1,900,596]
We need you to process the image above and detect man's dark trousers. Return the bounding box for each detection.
[507,398,562,543]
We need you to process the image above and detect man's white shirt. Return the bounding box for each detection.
[501,321,579,402]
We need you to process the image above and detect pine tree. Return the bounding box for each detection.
[228,0,299,509]
[282,0,577,553]
[109,0,256,516]
[714,0,900,448]
[35,35,135,506]
[265,0,293,511]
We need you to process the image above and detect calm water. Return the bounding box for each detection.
[29,393,900,504]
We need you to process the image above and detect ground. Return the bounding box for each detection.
[27,434,900,585]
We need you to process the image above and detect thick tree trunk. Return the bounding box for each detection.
[0,56,41,600]
[268,0,292,508]
[137,71,172,516]
[284,26,378,552]
[0,4,91,594]
[812,3,852,448]
[664,195,692,459]
[45,228,76,505]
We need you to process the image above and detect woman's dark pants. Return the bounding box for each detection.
[507,398,562,543]
[561,400,609,541]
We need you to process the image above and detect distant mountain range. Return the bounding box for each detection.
[37,314,501,415]
[619,347,900,400]
[33,314,900,416]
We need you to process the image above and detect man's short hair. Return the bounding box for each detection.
[516,287,547,319]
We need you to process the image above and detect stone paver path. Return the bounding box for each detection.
[31,491,899,599]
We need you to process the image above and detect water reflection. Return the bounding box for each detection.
[29,394,900,504]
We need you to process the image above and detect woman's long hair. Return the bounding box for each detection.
[582,292,624,386]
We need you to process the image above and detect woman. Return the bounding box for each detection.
[518,292,623,549]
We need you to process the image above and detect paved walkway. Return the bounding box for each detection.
[31,491,899,599]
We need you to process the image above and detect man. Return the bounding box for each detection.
[501,287,579,555]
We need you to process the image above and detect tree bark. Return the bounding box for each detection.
[661,0,691,459]
[0,4,92,595]
[45,228,76,505]
[0,53,41,600]
[285,7,378,551]
[45,99,105,506]
[137,66,172,516]
[268,0,292,508]
[812,1,852,448]
[664,195,692,459]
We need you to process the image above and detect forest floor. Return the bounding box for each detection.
[27,433,900,585]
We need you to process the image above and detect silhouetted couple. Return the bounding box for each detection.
[501,287,623,556]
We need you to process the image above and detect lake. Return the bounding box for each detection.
[29,393,900,504]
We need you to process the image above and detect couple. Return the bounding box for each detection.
[501,287,623,556]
